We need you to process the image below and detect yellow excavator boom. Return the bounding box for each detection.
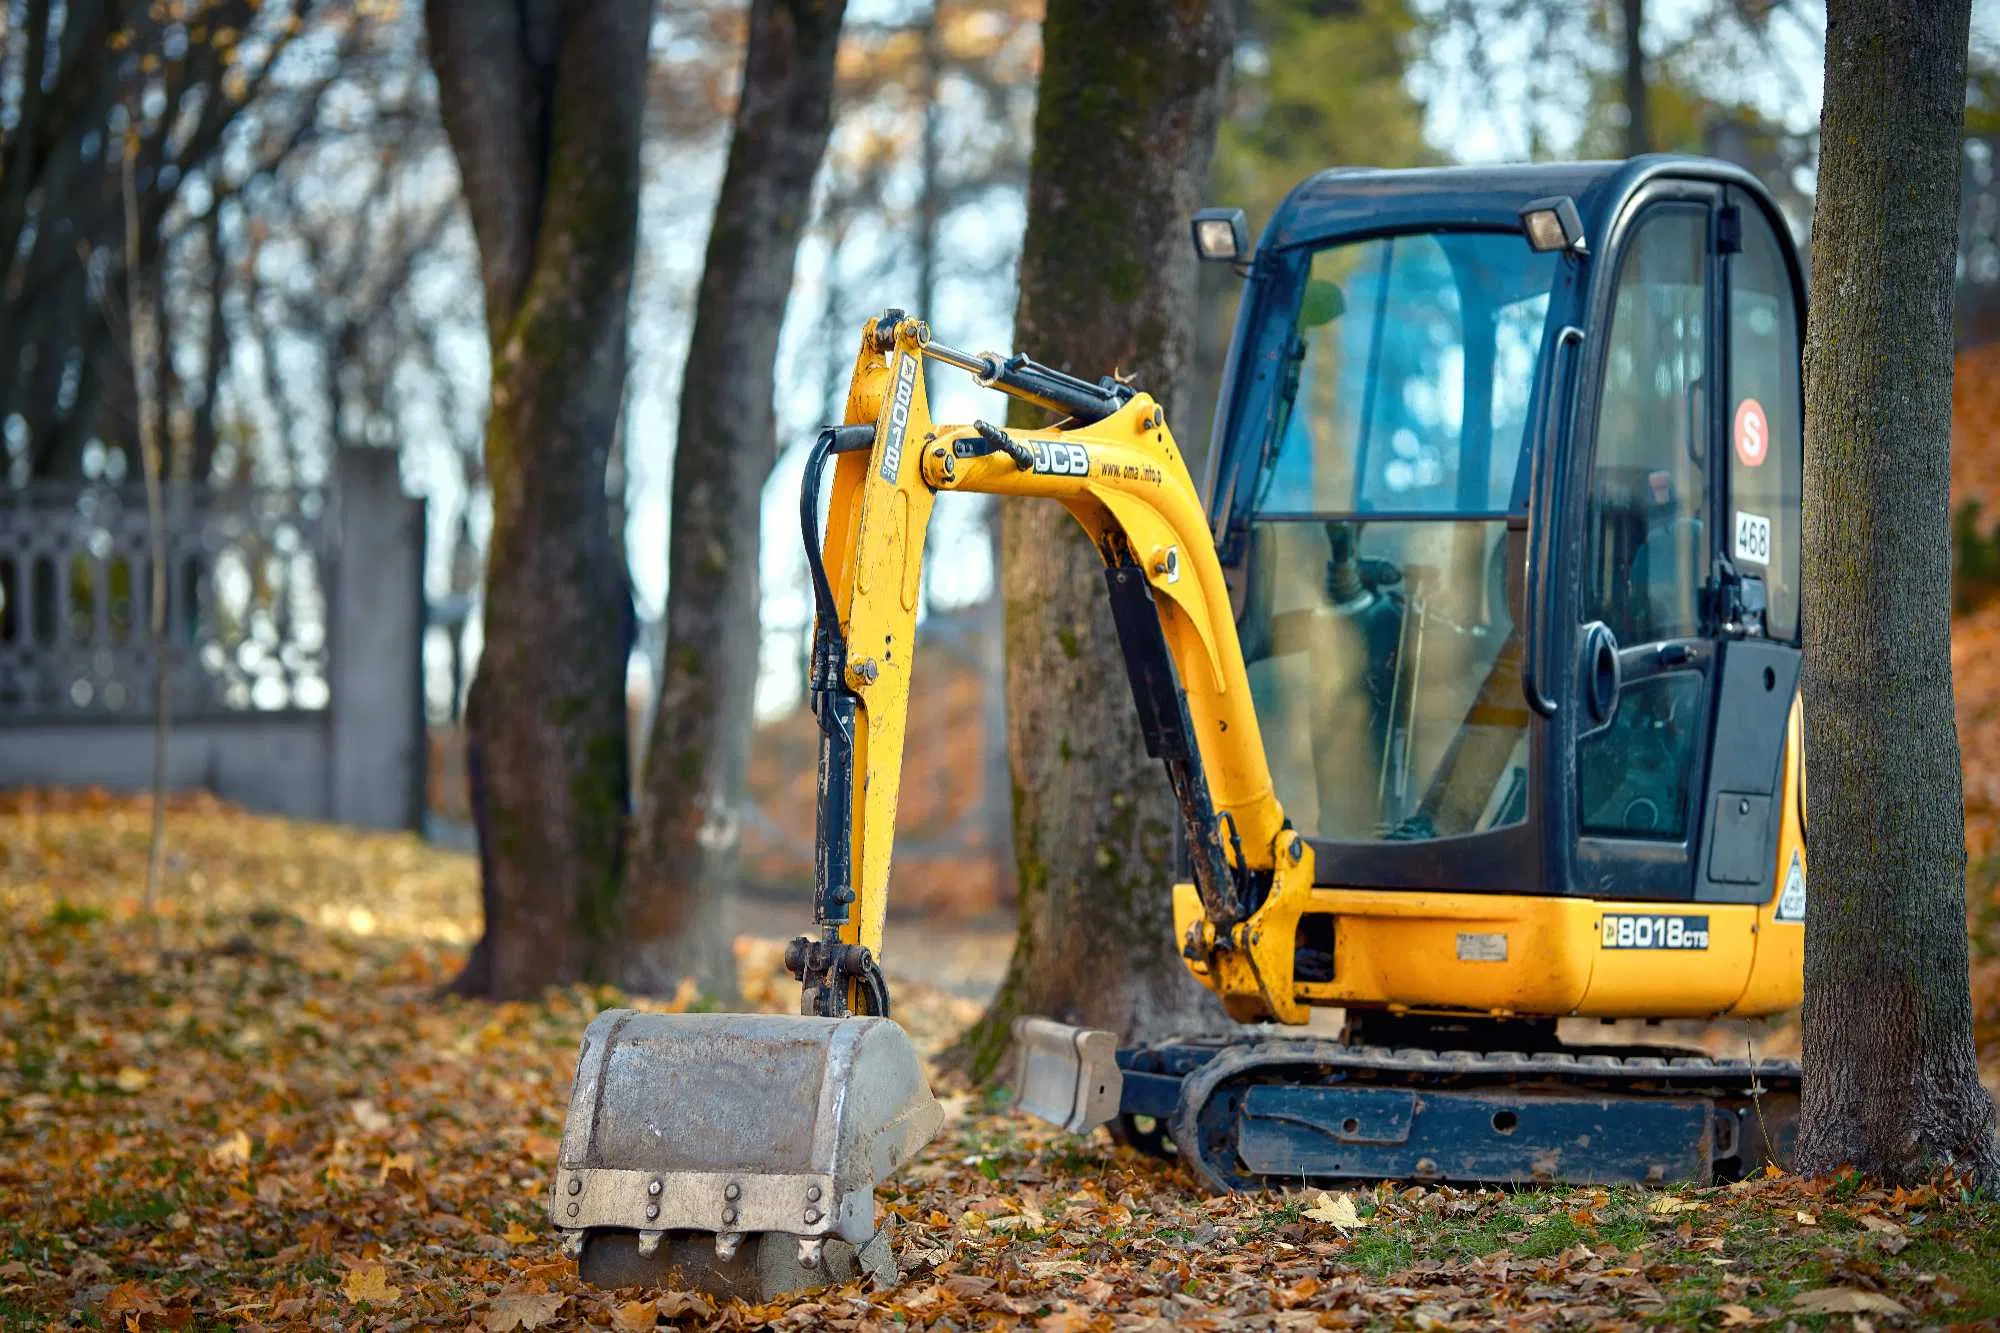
[798,312,1316,1026]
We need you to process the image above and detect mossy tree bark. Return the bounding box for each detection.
[624,0,847,999]
[951,0,1235,1081]
[1797,0,1999,1185]
[427,0,648,999]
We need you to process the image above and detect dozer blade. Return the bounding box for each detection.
[550,1009,943,1300]
[1009,1016,1123,1135]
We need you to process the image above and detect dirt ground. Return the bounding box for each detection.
[3,793,1998,1331]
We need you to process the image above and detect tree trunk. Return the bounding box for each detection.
[951,0,1236,1081]
[624,0,847,999]
[1620,0,1648,157]
[190,202,227,486]
[1797,0,1999,1186]
[428,0,649,1000]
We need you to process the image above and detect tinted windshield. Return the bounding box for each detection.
[1253,231,1560,517]
[1237,228,1558,848]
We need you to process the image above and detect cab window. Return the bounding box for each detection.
[1583,205,1709,646]
[1725,196,1802,642]
[1236,228,1559,844]
[1257,232,1559,516]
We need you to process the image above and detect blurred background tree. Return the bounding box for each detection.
[426,0,652,999]
[0,1,468,491]
[627,0,848,1002]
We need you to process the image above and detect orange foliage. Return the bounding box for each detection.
[1954,340,2000,524]
[742,651,1011,918]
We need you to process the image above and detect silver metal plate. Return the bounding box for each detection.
[1010,1016,1122,1135]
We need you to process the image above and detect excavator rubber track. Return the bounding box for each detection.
[1111,1037,1800,1192]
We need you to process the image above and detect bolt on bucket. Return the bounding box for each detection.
[550,1009,944,1299]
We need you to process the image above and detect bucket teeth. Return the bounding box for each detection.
[856,1218,900,1287]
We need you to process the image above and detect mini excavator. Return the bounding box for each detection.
[551,156,1809,1295]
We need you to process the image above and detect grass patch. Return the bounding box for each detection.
[1343,1226,1415,1278]
[43,899,107,928]
[1313,1180,2000,1327]
[1896,1228,2000,1314]
[83,1187,179,1228]
[1512,1212,1591,1258]
[0,1300,55,1333]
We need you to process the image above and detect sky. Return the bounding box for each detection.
[1417,0,1826,163]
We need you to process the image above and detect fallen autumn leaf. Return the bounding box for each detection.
[208,1128,251,1168]
[607,1298,656,1331]
[1303,1191,1364,1230]
[485,1286,566,1331]
[1791,1287,1909,1317]
[339,1264,400,1305]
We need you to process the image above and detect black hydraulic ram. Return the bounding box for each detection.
[788,421,891,1018]
[922,335,1135,425]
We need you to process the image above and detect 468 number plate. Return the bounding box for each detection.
[1600,913,1709,950]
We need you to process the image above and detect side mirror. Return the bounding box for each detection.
[1191,207,1249,266]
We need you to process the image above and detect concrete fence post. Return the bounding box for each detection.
[328,447,427,829]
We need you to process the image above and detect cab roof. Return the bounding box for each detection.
[1258,154,1776,254]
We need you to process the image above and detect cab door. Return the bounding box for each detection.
[1566,183,1725,900]
[1561,180,1805,905]
[1689,189,1804,905]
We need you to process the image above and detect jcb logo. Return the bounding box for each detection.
[1030,441,1090,476]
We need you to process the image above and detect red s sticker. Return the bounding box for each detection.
[1734,398,1768,468]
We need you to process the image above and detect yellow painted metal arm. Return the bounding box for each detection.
[805,315,1315,1024]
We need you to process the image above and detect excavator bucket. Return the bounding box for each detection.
[1008,1017,1123,1136]
[550,1009,944,1299]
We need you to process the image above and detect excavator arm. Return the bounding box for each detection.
[786,311,1315,1028]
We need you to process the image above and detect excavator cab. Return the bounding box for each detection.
[1205,159,1804,913]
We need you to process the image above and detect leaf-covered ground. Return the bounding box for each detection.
[3,793,1999,1331]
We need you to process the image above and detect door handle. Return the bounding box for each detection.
[1523,325,1584,718]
